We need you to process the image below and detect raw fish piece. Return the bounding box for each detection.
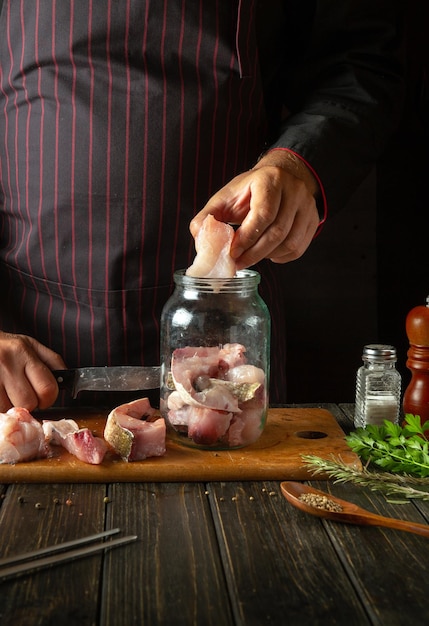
[186,214,237,278]
[167,390,186,411]
[219,343,247,370]
[168,404,233,446]
[43,419,108,465]
[166,343,266,447]
[0,407,49,464]
[226,364,266,386]
[187,407,233,446]
[171,346,239,412]
[226,407,265,447]
[104,398,166,461]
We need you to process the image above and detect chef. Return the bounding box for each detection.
[0,1,403,410]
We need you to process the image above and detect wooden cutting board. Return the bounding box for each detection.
[0,407,361,483]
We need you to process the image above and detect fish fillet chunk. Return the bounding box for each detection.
[168,344,266,447]
[0,407,49,464]
[43,419,108,465]
[104,398,166,461]
[186,214,237,278]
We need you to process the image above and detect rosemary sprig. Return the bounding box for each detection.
[302,455,429,502]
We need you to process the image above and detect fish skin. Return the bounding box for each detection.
[104,398,166,462]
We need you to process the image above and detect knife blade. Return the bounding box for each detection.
[53,366,161,398]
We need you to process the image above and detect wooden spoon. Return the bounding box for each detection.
[280,481,429,538]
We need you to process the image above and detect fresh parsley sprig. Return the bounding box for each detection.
[346,414,429,478]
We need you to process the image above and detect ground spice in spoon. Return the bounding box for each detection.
[299,493,343,513]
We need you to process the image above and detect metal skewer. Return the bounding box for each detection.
[0,528,137,581]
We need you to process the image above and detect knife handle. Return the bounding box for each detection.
[52,370,75,393]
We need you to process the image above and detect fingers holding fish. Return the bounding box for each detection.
[190,163,319,269]
[267,201,320,264]
[190,167,276,253]
[231,166,319,267]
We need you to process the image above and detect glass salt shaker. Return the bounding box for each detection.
[160,269,270,449]
[354,344,401,428]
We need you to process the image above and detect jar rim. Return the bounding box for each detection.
[173,268,261,290]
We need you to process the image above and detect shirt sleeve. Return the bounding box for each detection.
[260,0,405,215]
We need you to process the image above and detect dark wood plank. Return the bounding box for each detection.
[0,483,6,506]
[0,483,107,626]
[100,482,234,626]
[207,480,370,626]
[338,402,356,430]
[310,479,429,626]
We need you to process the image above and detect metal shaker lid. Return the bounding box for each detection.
[362,344,397,360]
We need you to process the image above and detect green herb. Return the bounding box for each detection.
[302,455,429,502]
[345,414,429,478]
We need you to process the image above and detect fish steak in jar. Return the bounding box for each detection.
[160,270,270,449]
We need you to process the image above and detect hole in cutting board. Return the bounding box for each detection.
[294,430,328,439]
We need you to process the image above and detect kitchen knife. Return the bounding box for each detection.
[53,366,161,398]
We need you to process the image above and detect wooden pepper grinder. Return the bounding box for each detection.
[403,295,429,424]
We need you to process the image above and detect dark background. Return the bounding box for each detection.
[282,2,428,403]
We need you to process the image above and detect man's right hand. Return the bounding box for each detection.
[0,331,67,412]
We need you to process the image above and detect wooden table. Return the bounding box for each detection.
[1,403,428,626]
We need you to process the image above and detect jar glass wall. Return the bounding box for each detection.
[160,270,270,449]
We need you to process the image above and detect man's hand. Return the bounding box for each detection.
[190,149,322,269]
[0,331,66,412]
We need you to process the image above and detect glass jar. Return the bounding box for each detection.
[160,269,270,449]
[354,344,401,428]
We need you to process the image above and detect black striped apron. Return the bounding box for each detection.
[0,0,287,403]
